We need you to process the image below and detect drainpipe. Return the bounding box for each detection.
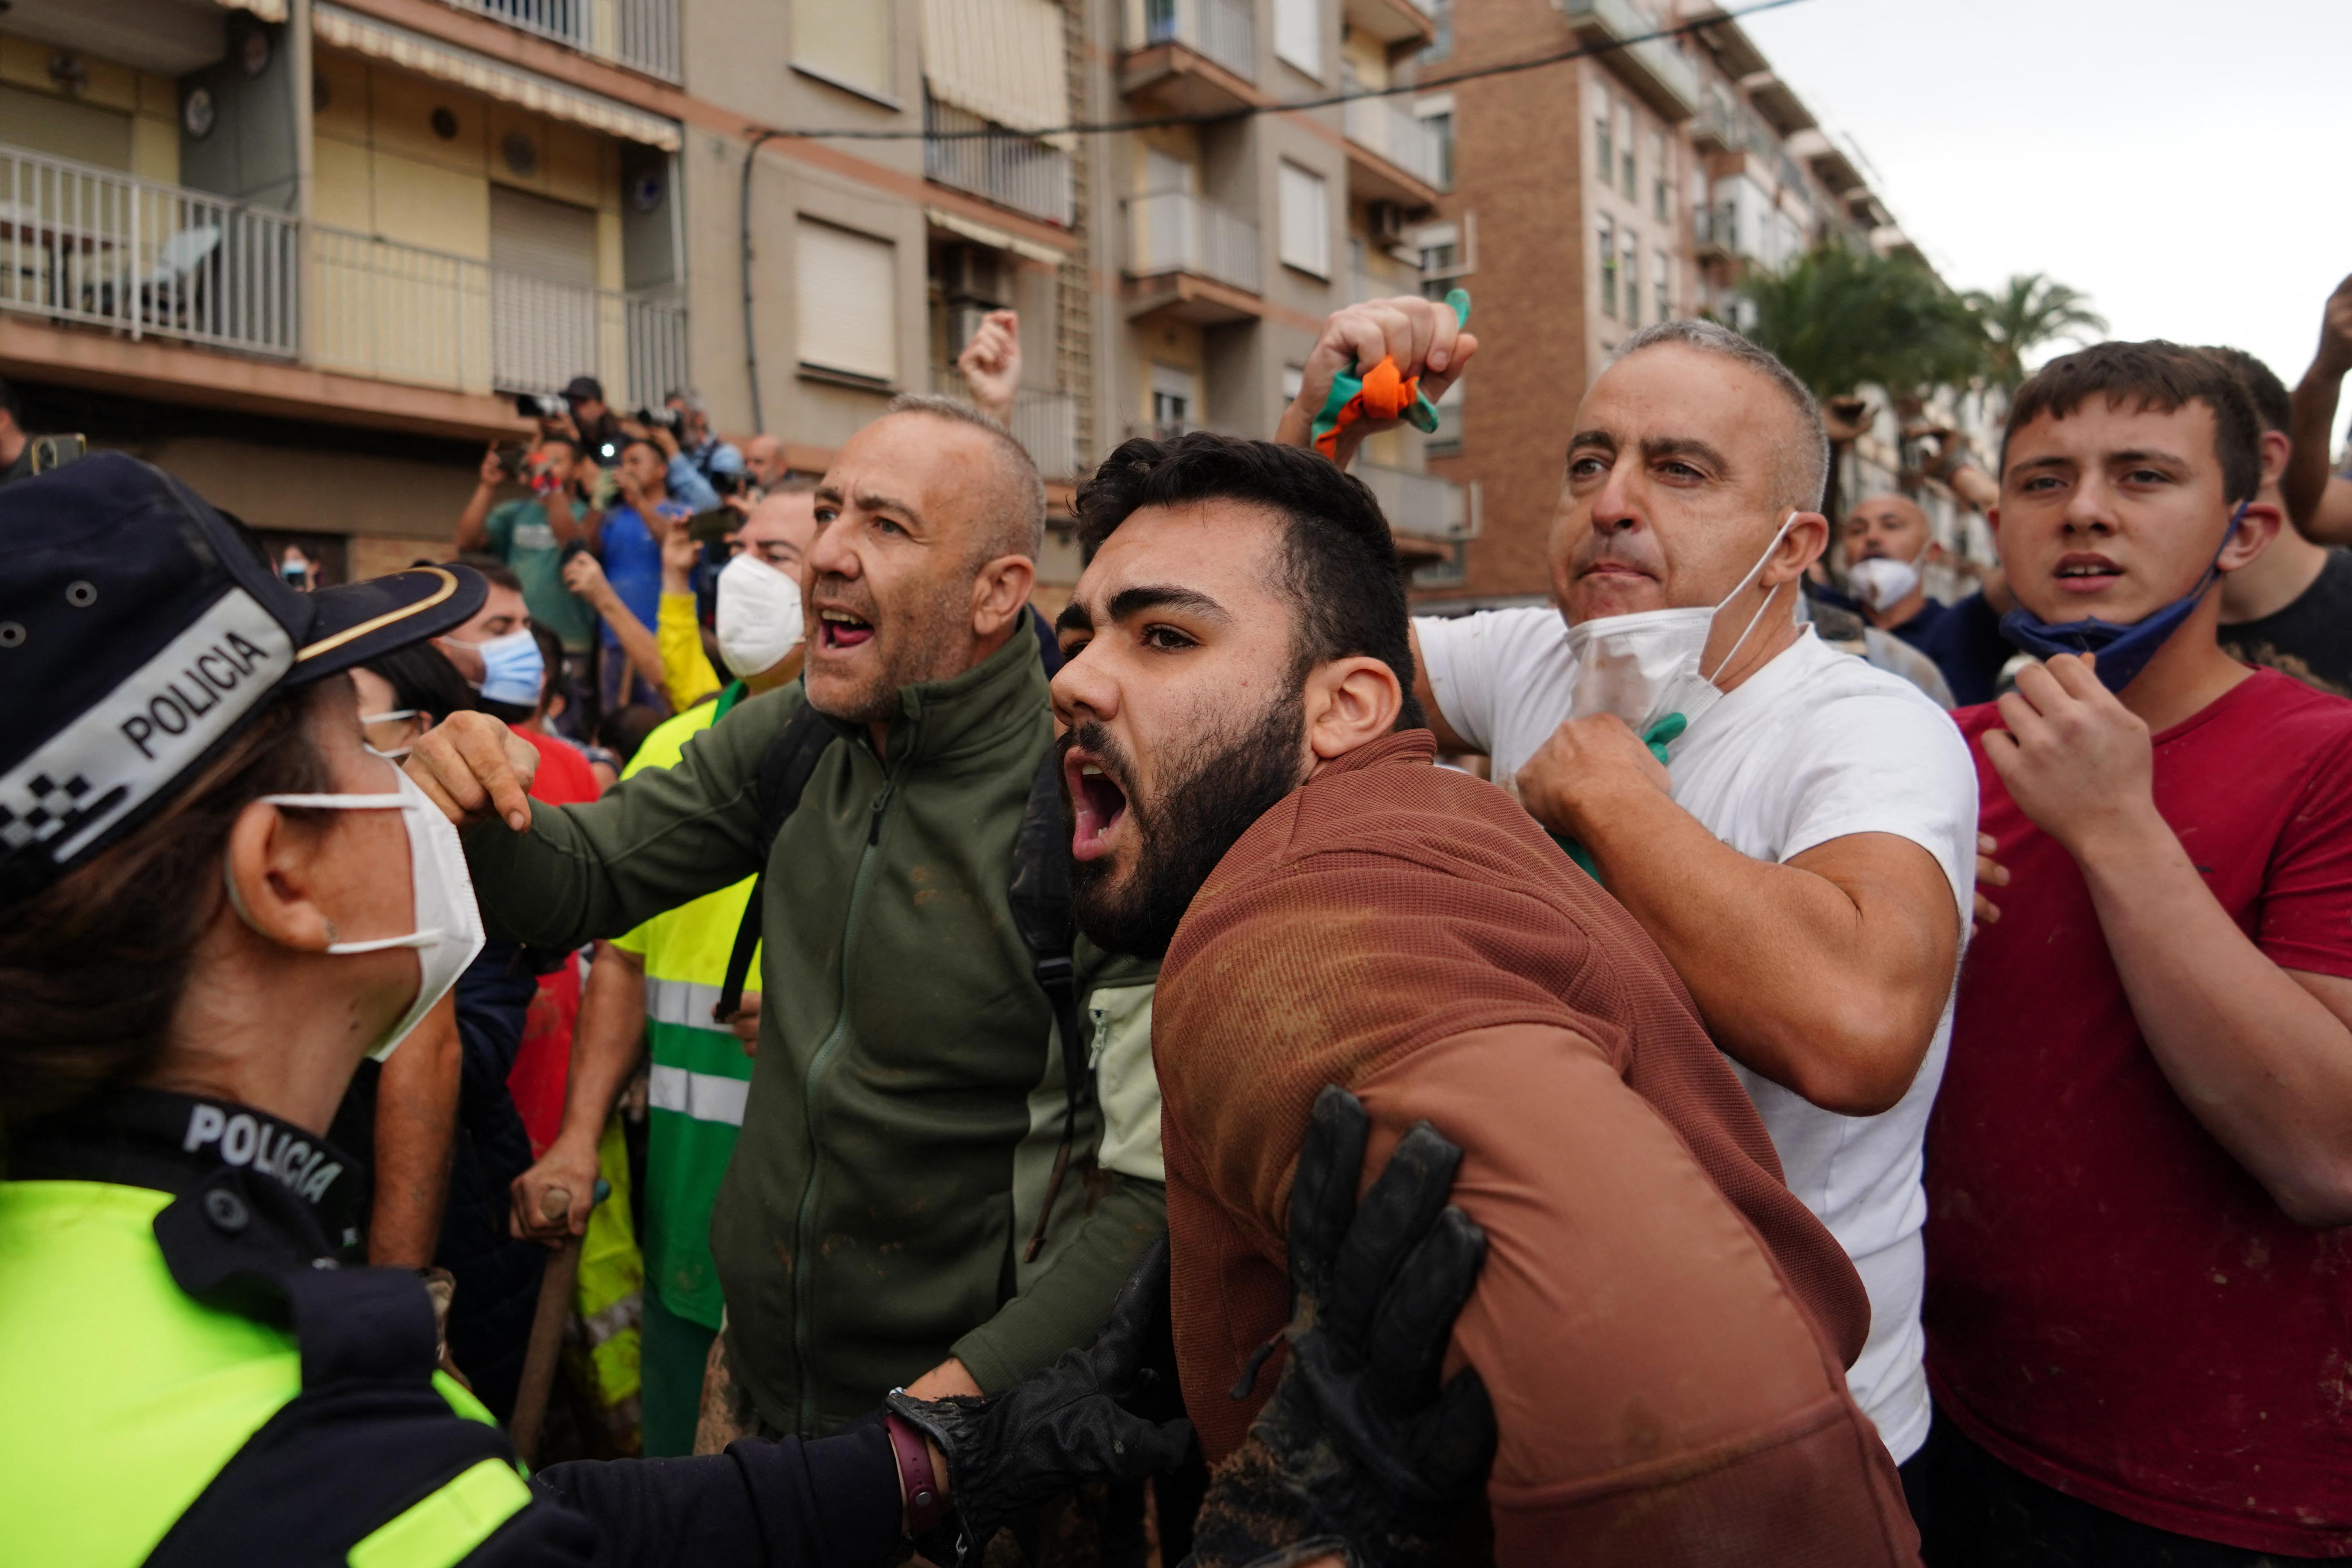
[289,0,316,366]
[740,129,784,434]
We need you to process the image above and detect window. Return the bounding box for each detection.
[1275,0,1321,78]
[1277,160,1329,278]
[1655,249,1671,323]
[1617,104,1635,198]
[1427,376,1465,455]
[1652,130,1671,222]
[1420,0,1453,64]
[1282,363,1305,401]
[1593,88,1612,185]
[1416,97,1455,190]
[1598,214,1617,319]
[1622,236,1639,327]
[796,218,897,382]
[792,0,890,99]
[1150,363,1194,431]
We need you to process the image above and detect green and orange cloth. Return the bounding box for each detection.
[1307,288,1472,458]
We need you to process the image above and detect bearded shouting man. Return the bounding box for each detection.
[1050,432,1921,1565]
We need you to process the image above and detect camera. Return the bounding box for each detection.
[29,434,88,473]
[708,467,744,499]
[634,406,683,432]
[513,391,566,419]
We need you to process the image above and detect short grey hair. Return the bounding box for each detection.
[882,392,1046,560]
[1613,319,1830,514]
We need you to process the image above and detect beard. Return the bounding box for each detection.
[1063,684,1309,960]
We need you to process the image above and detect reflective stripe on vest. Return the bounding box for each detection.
[648,1063,750,1126]
[347,1456,531,1568]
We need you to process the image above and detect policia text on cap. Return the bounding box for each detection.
[0,455,1491,1568]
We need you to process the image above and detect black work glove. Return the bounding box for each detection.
[1187,1085,1496,1568]
[887,1236,1196,1565]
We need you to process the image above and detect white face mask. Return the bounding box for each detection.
[1846,555,1921,612]
[226,766,485,1062]
[1563,510,1801,745]
[715,552,805,679]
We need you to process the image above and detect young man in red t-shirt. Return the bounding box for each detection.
[1918,340,2352,1563]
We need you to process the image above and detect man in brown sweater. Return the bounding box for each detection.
[1051,432,1919,1564]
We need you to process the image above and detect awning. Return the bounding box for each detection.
[312,3,682,152]
[924,205,1067,266]
[921,0,1071,145]
[220,0,289,21]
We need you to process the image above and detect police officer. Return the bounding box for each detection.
[0,456,1492,1567]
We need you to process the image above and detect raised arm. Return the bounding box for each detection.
[1516,707,1967,1116]
[455,446,506,554]
[408,690,785,950]
[563,550,670,706]
[1987,654,2352,1225]
[1272,297,1477,470]
[2286,273,2352,542]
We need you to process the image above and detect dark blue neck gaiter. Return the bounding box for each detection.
[1999,502,2247,694]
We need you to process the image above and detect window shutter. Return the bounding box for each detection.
[794,0,891,96]
[489,188,599,285]
[921,0,1069,135]
[1275,0,1320,78]
[1277,161,1328,278]
[796,220,898,382]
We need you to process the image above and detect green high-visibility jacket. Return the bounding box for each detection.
[464,631,1166,1436]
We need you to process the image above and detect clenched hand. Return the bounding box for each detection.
[405,709,540,832]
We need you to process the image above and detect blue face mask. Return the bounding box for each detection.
[1999,502,2246,695]
[453,627,545,708]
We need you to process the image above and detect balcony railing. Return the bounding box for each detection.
[1357,460,1474,540]
[1560,0,1700,118]
[1125,190,1260,293]
[923,94,1075,227]
[932,361,1084,478]
[313,227,686,407]
[1139,0,1256,80]
[444,0,681,83]
[1343,95,1444,189]
[0,144,297,359]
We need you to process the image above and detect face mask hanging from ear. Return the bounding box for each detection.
[1563,510,1801,747]
[1999,501,2248,695]
[225,767,485,1061]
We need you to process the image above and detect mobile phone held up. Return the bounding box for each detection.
[30,434,88,473]
[687,506,738,546]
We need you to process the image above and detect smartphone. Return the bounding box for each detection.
[496,443,527,480]
[30,434,87,473]
[687,506,738,546]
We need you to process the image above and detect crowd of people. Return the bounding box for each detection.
[4,261,2352,1568]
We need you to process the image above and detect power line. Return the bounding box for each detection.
[747,0,1811,144]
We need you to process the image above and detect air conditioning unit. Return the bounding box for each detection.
[940,244,1007,308]
[1369,201,1405,244]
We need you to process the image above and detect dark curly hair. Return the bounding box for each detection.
[2004,339,2263,507]
[1074,432,1426,732]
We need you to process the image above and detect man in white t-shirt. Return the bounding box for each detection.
[1277,304,1976,1470]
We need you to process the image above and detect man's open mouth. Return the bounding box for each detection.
[816,608,876,650]
[1064,750,1130,862]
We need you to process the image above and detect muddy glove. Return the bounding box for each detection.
[887,1236,1196,1565]
[1188,1086,1495,1568]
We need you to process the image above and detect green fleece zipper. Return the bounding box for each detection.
[789,764,897,1431]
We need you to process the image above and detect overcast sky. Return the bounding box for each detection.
[1740,0,2350,447]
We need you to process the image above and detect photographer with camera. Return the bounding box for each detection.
[456,435,602,701]
[665,389,745,494]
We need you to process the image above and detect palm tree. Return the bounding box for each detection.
[1732,244,1987,519]
[1965,273,2108,397]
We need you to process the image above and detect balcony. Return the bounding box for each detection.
[933,362,1084,478]
[443,0,681,83]
[1559,0,1700,120]
[1343,93,1444,205]
[1357,460,1475,544]
[312,227,686,409]
[923,94,1075,228]
[1123,0,1258,115]
[0,146,297,362]
[1124,190,1263,322]
[1343,0,1438,48]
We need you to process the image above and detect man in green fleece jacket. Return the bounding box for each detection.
[407,396,1164,1438]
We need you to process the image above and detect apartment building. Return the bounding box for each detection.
[1413,0,1983,608]
[0,0,1466,598]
